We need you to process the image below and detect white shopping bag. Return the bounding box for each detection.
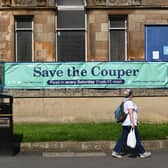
[127,128,136,148]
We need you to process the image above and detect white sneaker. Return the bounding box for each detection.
[112,151,122,158]
[140,152,152,158]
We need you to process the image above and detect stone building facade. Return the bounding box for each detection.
[87,0,168,61]
[1,0,168,62]
[0,0,168,123]
[0,0,55,62]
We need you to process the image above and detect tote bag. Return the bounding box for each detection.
[127,128,136,148]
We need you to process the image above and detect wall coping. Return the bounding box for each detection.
[3,88,168,98]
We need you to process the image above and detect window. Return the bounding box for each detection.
[57,10,85,28]
[57,0,84,6]
[109,16,127,61]
[56,0,86,62]
[15,16,33,62]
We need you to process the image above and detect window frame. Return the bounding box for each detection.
[56,1,87,62]
[15,15,34,62]
[56,0,85,6]
[109,15,128,61]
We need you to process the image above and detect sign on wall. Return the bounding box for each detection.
[3,62,168,89]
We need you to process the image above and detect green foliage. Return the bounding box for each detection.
[13,122,168,142]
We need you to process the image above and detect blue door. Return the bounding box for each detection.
[145,25,168,62]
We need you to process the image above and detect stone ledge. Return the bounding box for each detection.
[17,140,168,152]
[3,88,168,98]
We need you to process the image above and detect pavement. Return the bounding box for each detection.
[16,139,168,153]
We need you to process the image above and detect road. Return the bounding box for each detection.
[0,150,167,168]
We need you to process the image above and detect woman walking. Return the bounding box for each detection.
[112,89,151,158]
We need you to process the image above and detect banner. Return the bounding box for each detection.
[3,62,168,89]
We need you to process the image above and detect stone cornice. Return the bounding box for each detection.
[86,5,168,10]
[3,88,168,98]
[0,0,55,8]
[87,0,168,9]
[0,6,56,10]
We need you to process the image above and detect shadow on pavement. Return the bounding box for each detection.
[13,133,23,155]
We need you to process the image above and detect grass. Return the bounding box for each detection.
[13,122,168,142]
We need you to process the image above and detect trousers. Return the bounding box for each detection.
[113,126,145,154]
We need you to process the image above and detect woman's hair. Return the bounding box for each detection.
[124,89,133,98]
